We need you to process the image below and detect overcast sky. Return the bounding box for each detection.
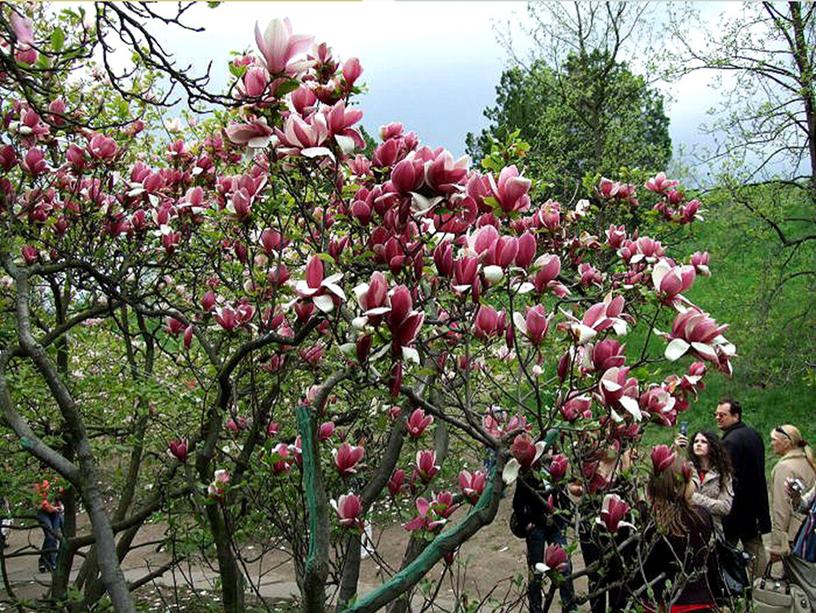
[144,1,743,172]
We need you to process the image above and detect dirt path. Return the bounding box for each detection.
[0,493,578,611]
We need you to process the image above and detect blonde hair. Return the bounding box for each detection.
[773,425,816,474]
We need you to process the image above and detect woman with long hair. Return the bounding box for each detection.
[685,430,734,530]
[769,424,816,563]
[634,447,716,611]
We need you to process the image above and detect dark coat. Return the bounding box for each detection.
[722,421,772,540]
[512,472,568,530]
[636,506,716,608]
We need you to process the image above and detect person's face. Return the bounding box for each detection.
[770,433,791,456]
[693,434,710,458]
[714,403,739,430]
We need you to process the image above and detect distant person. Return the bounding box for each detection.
[785,476,816,604]
[676,429,734,531]
[768,425,816,563]
[0,496,10,549]
[34,479,63,573]
[715,397,771,575]
[633,451,716,610]
[513,459,576,613]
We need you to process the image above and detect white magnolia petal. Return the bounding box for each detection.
[364,306,391,316]
[248,135,272,149]
[402,346,420,364]
[619,396,643,422]
[483,265,504,284]
[502,459,521,485]
[611,319,628,336]
[610,408,624,423]
[533,441,547,465]
[324,272,344,284]
[323,282,347,302]
[691,341,719,361]
[601,378,622,392]
[351,316,369,329]
[313,294,335,313]
[301,147,335,160]
[572,323,597,345]
[513,282,535,295]
[334,134,356,154]
[534,562,550,574]
[513,312,527,335]
[664,338,691,361]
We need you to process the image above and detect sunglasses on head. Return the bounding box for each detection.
[774,427,792,441]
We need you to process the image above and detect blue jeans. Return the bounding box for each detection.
[526,522,576,612]
[37,510,63,570]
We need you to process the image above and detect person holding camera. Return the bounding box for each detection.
[675,427,734,532]
[769,424,816,563]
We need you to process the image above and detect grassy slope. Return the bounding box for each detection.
[647,187,816,469]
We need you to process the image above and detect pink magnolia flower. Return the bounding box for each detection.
[271,442,293,475]
[433,241,454,277]
[452,256,480,294]
[619,236,665,264]
[513,305,551,346]
[323,101,365,149]
[598,493,631,532]
[385,285,424,362]
[415,449,439,482]
[242,66,268,98]
[277,112,330,155]
[458,470,486,504]
[516,231,537,268]
[651,444,676,473]
[295,255,346,313]
[548,454,569,482]
[333,492,364,529]
[342,57,363,87]
[606,225,627,249]
[644,172,679,194]
[510,433,545,470]
[597,177,621,199]
[165,317,185,336]
[578,263,603,287]
[88,134,118,161]
[254,18,313,75]
[585,339,626,372]
[333,442,365,477]
[599,366,641,421]
[225,116,274,148]
[560,394,593,422]
[488,165,531,214]
[352,271,390,325]
[21,245,39,265]
[403,495,449,533]
[388,469,406,497]
[661,307,735,374]
[474,305,506,341]
[167,439,189,463]
[406,408,434,438]
[651,259,695,304]
[10,13,34,46]
[208,469,230,500]
[531,254,569,297]
[318,421,336,442]
[21,148,47,176]
[639,385,676,422]
[564,294,628,345]
[535,544,569,574]
[424,150,469,194]
[690,251,710,276]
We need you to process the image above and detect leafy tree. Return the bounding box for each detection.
[666,1,816,386]
[1,4,735,613]
[468,3,671,201]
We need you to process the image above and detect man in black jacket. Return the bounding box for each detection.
[716,397,771,575]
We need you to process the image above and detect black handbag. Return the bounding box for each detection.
[713,536,752,598]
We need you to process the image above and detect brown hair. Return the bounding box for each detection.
[647,456,697,536]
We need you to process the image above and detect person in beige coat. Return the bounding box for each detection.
[677,430,734,531]
[769,424,816,562]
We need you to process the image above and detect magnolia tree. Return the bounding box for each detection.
[0,5,735,613]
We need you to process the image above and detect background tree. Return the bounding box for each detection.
[665,1,816,390]
[467,2,671,202]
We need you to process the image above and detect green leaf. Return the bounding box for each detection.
[228,63,247,79]
[51,27,65,51]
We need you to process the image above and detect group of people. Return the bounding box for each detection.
[514,397,816,612]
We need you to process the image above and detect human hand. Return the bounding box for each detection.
[769,551,783,563]
[785,477,804,504]
[674,434,688,449]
